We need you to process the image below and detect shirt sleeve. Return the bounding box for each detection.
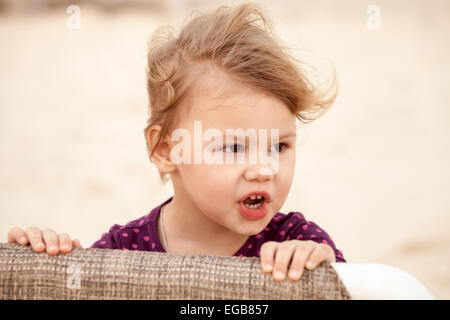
[282,213,346,262]
[90,225,123,250]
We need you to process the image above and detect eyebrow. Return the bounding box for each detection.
[220,130,297,139]
[279,132,297,139]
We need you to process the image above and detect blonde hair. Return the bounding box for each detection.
[144,2,338,182]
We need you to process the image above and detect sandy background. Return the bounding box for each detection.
[0,0,449,299]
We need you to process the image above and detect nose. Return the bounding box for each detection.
[243,163,275,183]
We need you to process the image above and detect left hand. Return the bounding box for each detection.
[260,240,336,282]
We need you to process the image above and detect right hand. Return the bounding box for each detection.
[7,227,82,255]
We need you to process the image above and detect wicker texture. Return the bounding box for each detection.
[0,243,350,300]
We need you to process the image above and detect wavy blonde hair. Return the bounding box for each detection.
[144,2,338,182]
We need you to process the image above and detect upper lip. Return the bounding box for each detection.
[239,191,271,203]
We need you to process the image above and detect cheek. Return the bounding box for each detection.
[179,163,237,202]
[204,165,239,200]
[274,154,296,193]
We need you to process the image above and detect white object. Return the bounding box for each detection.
[331,263,435,300]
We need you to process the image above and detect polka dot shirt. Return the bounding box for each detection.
[91,197,346,262]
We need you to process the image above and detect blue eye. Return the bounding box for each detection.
[223,144,244,153]
[270,143,288,153]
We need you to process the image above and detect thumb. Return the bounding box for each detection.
[72,239,83,249]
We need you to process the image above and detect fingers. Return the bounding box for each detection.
[272,241,299,281]
[304,243,336,270]
[260,241,277,274]
[42,229,60,255]
[287,242,316,281]
[7,226,79,255]
[7,227,28,245]
[72,238,83,249]
[274,240,317,281]
[260,240,336,282]
[25,227,46,253]
[58,233,72,253]
[261,240,315,282]
[42,230,79,255]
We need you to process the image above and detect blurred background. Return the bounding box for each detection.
[0,0,449,298]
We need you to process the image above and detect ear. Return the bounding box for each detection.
[147,125,177,175]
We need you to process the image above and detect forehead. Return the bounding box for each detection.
[179,68,296,133]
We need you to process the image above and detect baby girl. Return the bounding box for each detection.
[7,2,345,282]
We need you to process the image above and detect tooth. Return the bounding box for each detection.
[245,202,263,210]
[250,195,256,200]
[256,195,262,199]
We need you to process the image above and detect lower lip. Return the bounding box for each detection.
[238,200,268,220]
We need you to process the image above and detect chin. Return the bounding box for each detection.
[234,221,268,236]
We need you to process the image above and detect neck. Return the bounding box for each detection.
[161,193,249,256]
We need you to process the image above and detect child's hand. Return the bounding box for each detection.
[7,227,82,255]
[260,240,336,281]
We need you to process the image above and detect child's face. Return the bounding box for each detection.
[169,72,297,236]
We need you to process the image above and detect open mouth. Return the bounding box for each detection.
[238,192,270,220]
[242,195,265,209]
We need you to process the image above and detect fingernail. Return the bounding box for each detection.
[19,237,27,244]
[61,244,69,251]
[288,270,300,280]
[306,261,314,269]
[263,264,273,272]
[48,245,58,252]
[35,242,45,250]
[274,271,285,281]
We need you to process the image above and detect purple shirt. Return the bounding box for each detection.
[91,197,346,262]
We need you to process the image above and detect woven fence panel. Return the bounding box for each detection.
[0,243,350,300]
